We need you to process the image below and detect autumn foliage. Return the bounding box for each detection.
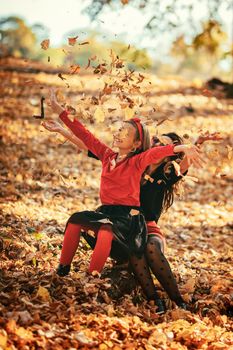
[0,56,232,349]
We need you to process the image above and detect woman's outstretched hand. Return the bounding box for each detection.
[48,88,64,115]
[41,120,64,133]
[174,144,205,168]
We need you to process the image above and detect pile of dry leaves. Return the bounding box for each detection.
[0,56,232,349]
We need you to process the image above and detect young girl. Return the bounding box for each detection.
[43,89,203,311]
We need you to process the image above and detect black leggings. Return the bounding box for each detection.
[129,235,184,306]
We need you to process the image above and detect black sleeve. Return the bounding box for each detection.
[87,150,100,160]
[164,165,188,186]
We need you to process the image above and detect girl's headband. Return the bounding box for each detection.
[130,118,144,146]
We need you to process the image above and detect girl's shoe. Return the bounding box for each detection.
[56,264,71,276]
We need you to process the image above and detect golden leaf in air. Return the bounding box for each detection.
[36,286,51,302]
[172,160,182,177]
[94,107,105,123]
[144,174,154,183]
[40,39,50,50]
[124,107,135,120]
[226,145,232,160]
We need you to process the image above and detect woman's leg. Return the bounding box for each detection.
[129,254,165,313]
[88,224,114,273]
[146,234,186,308]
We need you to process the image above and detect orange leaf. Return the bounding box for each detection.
[40,39,50,50]
[68,35,78,46]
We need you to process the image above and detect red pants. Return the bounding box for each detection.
[146,221,166,252]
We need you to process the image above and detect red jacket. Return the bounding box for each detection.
[59,111,175,206]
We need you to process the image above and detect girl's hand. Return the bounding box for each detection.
[174,144,205,168]
[41,120,64,133]
[48,88,64,115]
[196,131,223,145]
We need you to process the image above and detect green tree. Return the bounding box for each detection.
[170,20,230,76]
[0,16,36,57]
[85,0,231,36]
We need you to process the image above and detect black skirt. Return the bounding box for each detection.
[66,205,147,257]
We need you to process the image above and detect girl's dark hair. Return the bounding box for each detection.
[145,132,184,213]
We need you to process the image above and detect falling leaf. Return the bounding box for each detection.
[124,107,134,119]
[94,107,105,123]
[226,145,232,160]
[33,96,45,119]
[68,35,78,46]
[144,174,154,183]
[183,133,190,139]
[40,39,50,50]
[156,118,170,126]
[79,41,90,45]
[70,64,80,74]
[121,0,129,4]
[171,161,182,176]
[85,58,91,70]
[108,108,117,113]
[58,73,66,81]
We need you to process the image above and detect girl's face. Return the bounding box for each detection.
[113,122,141,151]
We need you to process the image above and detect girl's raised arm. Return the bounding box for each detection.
[136,144,204,170]
[49,89,112,161]
[42,120,88,151]
[59,110,111,161]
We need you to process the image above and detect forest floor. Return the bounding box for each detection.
[0,59,232,349]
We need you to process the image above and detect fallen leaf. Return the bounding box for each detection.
[36,286,51,302]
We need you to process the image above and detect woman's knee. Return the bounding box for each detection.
[147,235,164,252]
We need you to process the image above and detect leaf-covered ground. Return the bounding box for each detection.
[0,60,232,349]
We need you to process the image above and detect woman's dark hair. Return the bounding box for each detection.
[145,132,184,213]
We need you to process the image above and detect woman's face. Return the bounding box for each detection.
[113,122,141,151]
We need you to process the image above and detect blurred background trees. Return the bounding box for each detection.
[0,0,232,79]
